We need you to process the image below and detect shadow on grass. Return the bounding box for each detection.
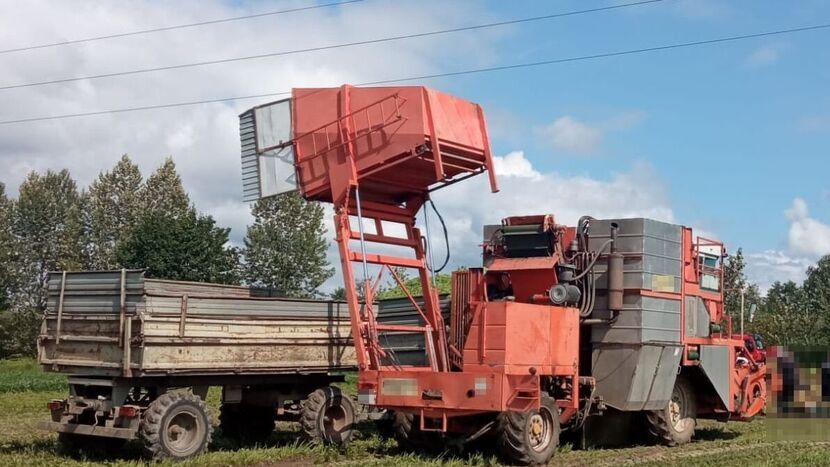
[694,426,740,442]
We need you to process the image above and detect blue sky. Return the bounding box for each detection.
[414,0,830,288]
[441,0,829,251]
[1,0,828,290]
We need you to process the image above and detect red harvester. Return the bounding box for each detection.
[240,85,766,464]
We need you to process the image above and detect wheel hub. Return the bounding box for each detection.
[166,411,200,454]
[528,410,553,452]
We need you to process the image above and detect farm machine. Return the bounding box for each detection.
[240,85,767,464]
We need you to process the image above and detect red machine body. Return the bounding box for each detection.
[243,84,766,462]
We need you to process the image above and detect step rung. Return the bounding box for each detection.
[349,252,424,269]
[374,324,428,333]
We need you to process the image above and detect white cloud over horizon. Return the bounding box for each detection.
[0,0,505,248]
[745,198,830,291]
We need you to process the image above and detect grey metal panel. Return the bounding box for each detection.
[239,99,297,202]
[685,296,711,338]
[591,295,681,344]
[699,344,731,408]
[239,110,261,202]
[588,217,683,346]
[591,343,682,411]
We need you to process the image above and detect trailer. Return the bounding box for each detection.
[37,270,366,460]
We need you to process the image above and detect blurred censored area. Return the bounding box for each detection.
[767,346,830,441]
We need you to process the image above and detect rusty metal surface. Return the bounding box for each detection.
[38,271,444,377]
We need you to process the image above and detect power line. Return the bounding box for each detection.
[1,22,828,126]
[0,0,665,91]
[0,0,363,55]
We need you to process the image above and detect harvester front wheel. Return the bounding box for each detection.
[300,386,356,444]
[646,376,696,446]
[496,396,560,466]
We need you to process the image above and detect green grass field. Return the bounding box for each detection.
[1,359,828,466]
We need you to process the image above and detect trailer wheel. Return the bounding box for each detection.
[219,403,275,444]
[140,391,212,460]
[496,396,560,466]
[646,376,696,446]
[300,386,355,444]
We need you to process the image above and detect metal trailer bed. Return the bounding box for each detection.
[36,270,443,460]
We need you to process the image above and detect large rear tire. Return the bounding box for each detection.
[300,386,355,444]
[646,376,696,446]
[140,391,212,460]
[496,396,560,466]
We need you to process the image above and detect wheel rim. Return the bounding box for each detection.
[322,404,347,440]
[669,385,690,431]
[164,408,202,456]
[528,406,555,453]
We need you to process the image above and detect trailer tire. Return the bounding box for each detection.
[496,396,560,466]
[140,391,212,460]
[219,403,275,444]
[300,386,355,444]
[646,376,696,446]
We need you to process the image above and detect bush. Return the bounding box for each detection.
[0,309,41,359]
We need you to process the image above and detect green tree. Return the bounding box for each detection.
[142,158,191,218]
[83,155,144,269]
[0,183,14,310]
[9,170,85,355]
[243,192,333,298]
[116,211,240,284]
[330,287,347,301]
[751,280,825,346]
[722,248,762,322]
[801,255,830,341]
[375,268,452,300]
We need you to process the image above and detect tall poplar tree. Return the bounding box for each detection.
[142,158,191,218]
[10,170,84,354]
[243,192,333,298]
[83,155,144,269]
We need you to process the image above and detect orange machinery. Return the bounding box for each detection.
[239,85,766,464]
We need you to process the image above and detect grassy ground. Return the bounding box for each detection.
[0,359,828,466]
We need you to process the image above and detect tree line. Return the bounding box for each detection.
[1,156,826,356]
[0,155,331,357]
[724,248,830,346]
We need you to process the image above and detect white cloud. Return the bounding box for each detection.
[535,111,646,155]
[0,0,504,247]
[745,44,784,68]
[785,198,830,257]
[318,151,674,293]
[746,250,814,292]
[745,198,830,290]
[536,116,603,154]
[428,152,674,269]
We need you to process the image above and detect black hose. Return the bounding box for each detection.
[572,239,613,281]
[427,198,450,273]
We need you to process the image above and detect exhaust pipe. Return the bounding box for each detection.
[608,223,623,314]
